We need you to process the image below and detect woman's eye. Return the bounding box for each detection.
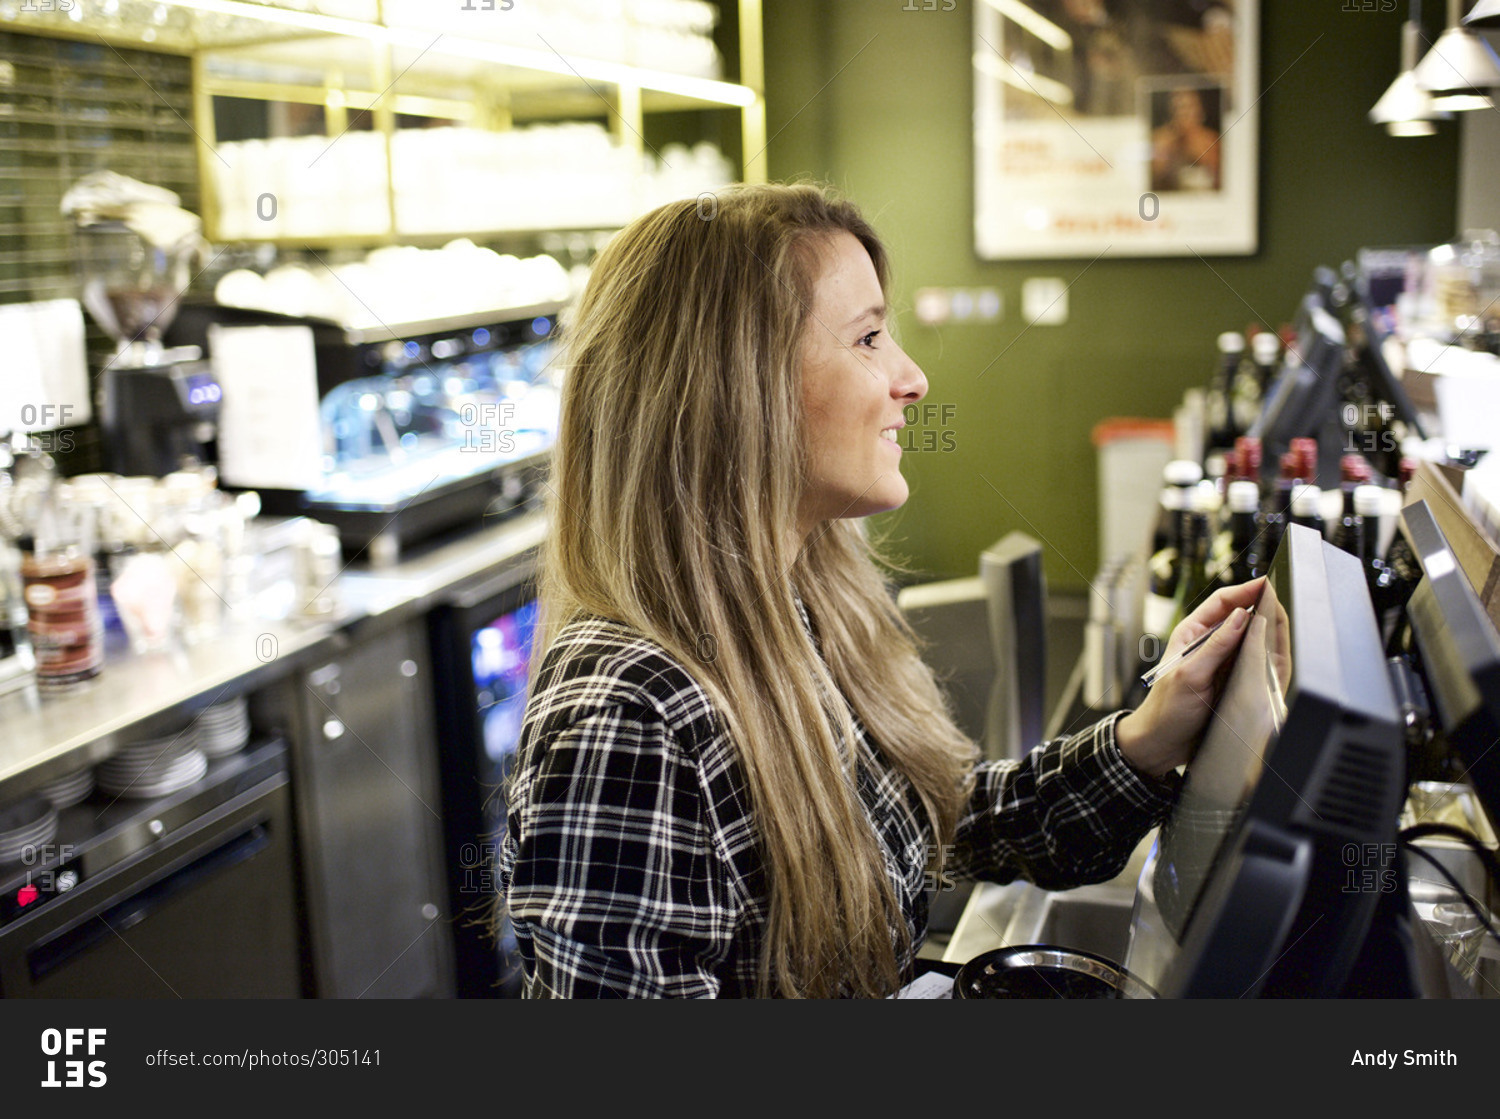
[856,330,881,348]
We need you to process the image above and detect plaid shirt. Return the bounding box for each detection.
[499,609,1179,998]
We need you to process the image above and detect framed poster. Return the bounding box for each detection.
[974,1,1259,259]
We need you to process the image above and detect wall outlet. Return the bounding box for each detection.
[1022,277,1069,325]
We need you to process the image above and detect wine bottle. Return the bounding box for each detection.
[1357,483,1402,647]
[1330,454,1371,554]
[1290,436,1321,487]
[1142,459,1204,644]
[1329,481,1365,559]
[1261,449,1301,565]
[1204,451,1229,517]
[1143,485,1188,646]
[1231,332,1266,436]
[1289,483,1326,539]
[1251,330,1281,398]
[1398,456,1419,493]
[1234,435,1264,498]
[1170,488,1214,633]
[1210,480,1266,591]
[1206,331,1246,457]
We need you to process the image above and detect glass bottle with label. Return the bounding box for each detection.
[1231,331,1266,437]
[1289,483,1326,539]
[1210,480,1266,592]
[1205,331,1246,459]
[1330,478,1365,560]
[1355,484,1400,624]
[1170,488,1214,634]
[1251,329,1281,399]
[1233,435,1263,492]
[1143,460,1204,647]
[1261,450,1302,565]
[1291,437,1321,487]
[1143,484,1187,648]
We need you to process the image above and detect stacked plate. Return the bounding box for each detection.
[95,729,208,800]
[35,766,95,810]
[0,796,59,865]
[198,698,252,759]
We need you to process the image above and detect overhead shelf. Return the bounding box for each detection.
[3,0,767,246]
[1,0,755,110]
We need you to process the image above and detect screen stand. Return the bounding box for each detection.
[1337,852,1422,998]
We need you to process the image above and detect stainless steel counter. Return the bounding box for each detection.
[937,830,1157,970]
[0,612,333,798]
[0,508,548,802]
[336,508,547,621]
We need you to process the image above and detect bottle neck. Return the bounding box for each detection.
[1180,512,1209,568]
[1229,508,1258,544]
[1333,513,1364,557]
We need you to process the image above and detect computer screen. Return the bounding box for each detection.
[1340,259,1427,443]
[1398,499,1500,829]
[1250,293,1346,487]
[1124,524,1411,996]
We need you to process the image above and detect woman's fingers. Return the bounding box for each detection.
[1197,577,1265,621]
[1172,605,1252,688]
[1163,577,1266,659]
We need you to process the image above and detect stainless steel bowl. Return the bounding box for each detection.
[952,944,1158,999]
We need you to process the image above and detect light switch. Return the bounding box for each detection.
[1022,277,1068,325]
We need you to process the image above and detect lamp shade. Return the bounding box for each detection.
[1462,0,1500,28]
[1371,20,1452,132]
[1414,0,1500,99]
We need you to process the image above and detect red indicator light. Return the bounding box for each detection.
[16,884,39,907]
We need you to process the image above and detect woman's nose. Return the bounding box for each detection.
[893,346,927,403]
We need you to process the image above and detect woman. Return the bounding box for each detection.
[1150,87,1222,193]
[497,182,1259,998]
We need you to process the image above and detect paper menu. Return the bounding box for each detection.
[0,298,90,433]
[209,323,323,492]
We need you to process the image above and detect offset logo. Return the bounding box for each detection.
[40,1028,106,1088]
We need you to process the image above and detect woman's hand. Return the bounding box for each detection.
[1114,577,1266,779]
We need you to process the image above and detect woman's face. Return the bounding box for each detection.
[1171,89,1204,127]
[797,231,928,535]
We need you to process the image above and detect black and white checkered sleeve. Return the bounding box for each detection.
[947,710,1181,890]
[503,701,738,998]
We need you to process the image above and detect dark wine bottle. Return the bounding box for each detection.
[1205,331,1245,458]
[1289,483,1326,539]
[1330,485,1365,559]
[1210,479,1266,592]
[1231,332,1265,437]
[1143,485,1188,645]
[1170,488,1214,633]
[1251,330,1281,398]
[1261,449,1301,563]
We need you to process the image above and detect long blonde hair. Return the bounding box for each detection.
[537,182,977,997]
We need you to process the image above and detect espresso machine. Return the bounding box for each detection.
[73,213,222,478]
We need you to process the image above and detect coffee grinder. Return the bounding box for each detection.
[74,219,222,477]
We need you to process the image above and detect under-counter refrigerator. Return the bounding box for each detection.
[427,547,540,998]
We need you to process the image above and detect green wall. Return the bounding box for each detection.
[763,0,1461,590]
